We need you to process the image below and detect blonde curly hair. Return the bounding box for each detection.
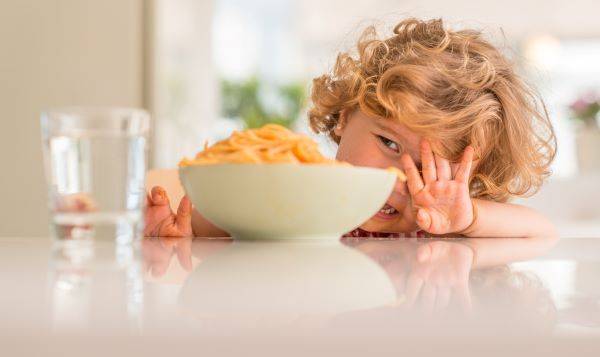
[309,18,556,202]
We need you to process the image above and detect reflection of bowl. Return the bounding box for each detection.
[178,241,395,326]
[179,164,395,239]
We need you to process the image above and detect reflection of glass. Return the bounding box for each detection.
[41,108,149,243]
[49,240,143,333]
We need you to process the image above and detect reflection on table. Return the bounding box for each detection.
[2,235,599,346]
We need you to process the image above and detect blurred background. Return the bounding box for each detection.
[1,0,599,237]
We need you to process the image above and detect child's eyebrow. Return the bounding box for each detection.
[373,120,403,139]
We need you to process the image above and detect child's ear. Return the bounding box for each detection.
[470,158,480,179]
[333,110,347,137]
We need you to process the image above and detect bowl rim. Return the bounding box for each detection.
[179,162,395,176]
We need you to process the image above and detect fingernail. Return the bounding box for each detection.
[153,188,165,202]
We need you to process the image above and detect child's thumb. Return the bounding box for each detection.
[416,208,432,231]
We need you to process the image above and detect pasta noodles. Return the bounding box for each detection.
[179,124,333,165]
[179,124,406,181]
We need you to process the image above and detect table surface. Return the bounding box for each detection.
[2,236,600,356]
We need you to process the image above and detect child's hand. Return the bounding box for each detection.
[404,241,474,314]
[142,236,194,277]
[144,186,193,237]
[401,140,475,235]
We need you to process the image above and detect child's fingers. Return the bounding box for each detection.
[416,243,432,263]
[176,238,194,272]
[150,186,170,206]
[175,196,193,236]
[401,153,424,195]
[57,193,96,213]
[394,179,408,196]
[416,209,432,232]
[420,140,437,184]
[435,155,451,181]
[428,241,449,261]
[454,146,474,183]
[450,163,459,179]
[150,256,172,278]
[143,220,156,237]
[418,241,448,263]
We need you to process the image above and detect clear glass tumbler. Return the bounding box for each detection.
[41,107,150,244]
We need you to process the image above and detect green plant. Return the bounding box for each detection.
[220,76,306,128]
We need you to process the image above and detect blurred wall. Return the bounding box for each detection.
[152,0,217,168]
[0,0,146,237]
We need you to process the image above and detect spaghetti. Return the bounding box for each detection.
[179,124,406,181]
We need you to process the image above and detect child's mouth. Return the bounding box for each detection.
[375,203,399,220]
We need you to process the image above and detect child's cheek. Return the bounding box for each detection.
[336,138,389,169]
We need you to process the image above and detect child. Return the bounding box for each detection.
[145,18,558,249]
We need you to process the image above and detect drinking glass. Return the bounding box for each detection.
[41,107,150,244]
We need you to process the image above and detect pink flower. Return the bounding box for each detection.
[570,98,589,113]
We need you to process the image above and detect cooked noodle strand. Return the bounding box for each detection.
[179,124,406,181]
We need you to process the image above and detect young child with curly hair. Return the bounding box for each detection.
[145,18,558,252]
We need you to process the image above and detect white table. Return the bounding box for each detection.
[1,236,600,356]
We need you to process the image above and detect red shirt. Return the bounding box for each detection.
[343,227,427,238]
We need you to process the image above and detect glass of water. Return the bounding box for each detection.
[41,108,150,244]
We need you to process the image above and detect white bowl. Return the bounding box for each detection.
[179,164,396,239]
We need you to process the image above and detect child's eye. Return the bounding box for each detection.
[377,135,400,153]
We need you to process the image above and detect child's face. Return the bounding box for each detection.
[335,110,422,233]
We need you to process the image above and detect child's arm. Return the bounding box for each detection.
[463,199,557,238]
